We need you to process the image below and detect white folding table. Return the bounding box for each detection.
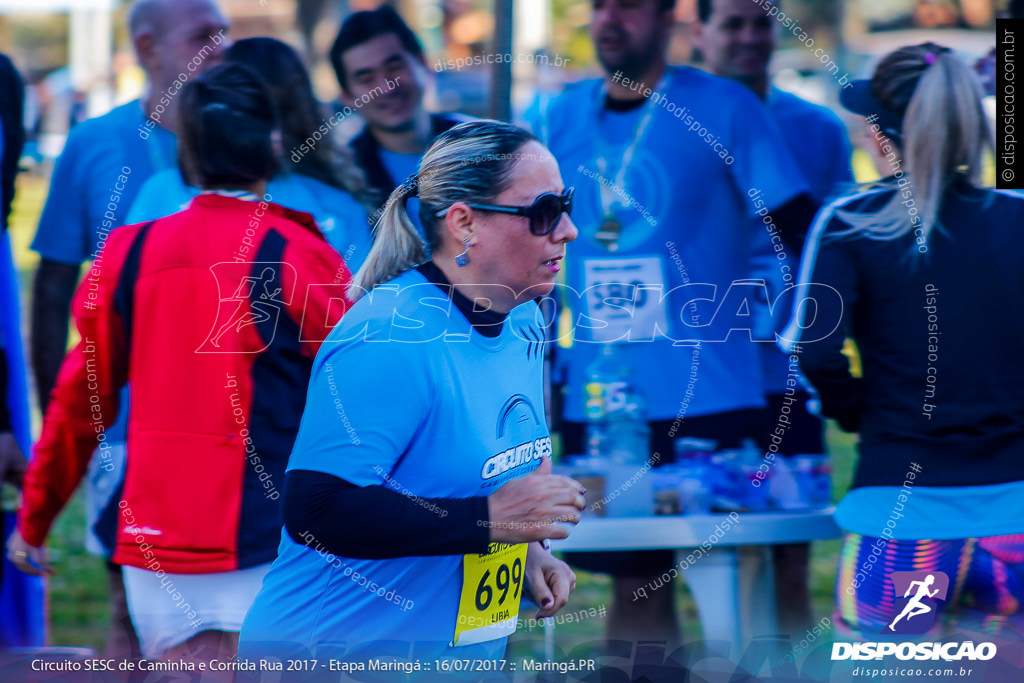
[548,509,840,644]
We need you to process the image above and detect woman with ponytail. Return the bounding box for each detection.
[8,63,349,664]
[240,120,582,671]
[785,43,1024,636]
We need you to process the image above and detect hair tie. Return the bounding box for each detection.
[402,174,419,198]
[924,53,937,65]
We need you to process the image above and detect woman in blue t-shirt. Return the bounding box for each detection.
[239,120,584,671]
[789,43,1024,637]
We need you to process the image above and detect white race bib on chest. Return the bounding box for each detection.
[582,256,669,342]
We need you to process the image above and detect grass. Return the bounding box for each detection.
[44,493,110,652]
[8,169,861,660]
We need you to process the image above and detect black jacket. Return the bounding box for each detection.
[792,177,1024,489]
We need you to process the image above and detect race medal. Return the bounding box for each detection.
[594,216,622,252]
[452,542,527,647]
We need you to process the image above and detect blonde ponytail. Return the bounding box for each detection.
[348,120,536,301]
[901,50,990,239]
[348,182,427,301]
[833,43,992,252]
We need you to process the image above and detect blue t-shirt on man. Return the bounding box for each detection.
[761,87,855,395]
[32,100,176,265]
[535,66,808,422]
[767,87,853,204]
[379,147,426,238]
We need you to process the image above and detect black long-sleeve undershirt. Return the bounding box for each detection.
[283,469,492,559]
[282,262,514,559]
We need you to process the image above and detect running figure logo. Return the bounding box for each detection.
[198,262,296,353]
[885,571,949,634]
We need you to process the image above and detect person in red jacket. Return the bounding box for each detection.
[6,63,351,665]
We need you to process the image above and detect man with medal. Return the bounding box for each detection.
[532,0,823,649]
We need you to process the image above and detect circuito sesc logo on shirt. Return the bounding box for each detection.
[886,571,950,635]
[479,394,551,487]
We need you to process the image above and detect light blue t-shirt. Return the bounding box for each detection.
[239,269,550,663]
[379,147,426,239]
[378,148,421,188]
[536,67,808,421]
[126,169,372,270]
[31,100,176,265]
[761,87,855,395]
[836,482,1024,540]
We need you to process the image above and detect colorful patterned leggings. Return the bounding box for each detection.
[837,533,1024,635]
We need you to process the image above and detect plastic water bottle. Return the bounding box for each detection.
[584,345,649,465]
[770,457,807,510]
[584,345,652,516]
[673,437,718,464]
[583,346,615,459]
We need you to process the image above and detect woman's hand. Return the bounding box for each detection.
[486,456,585,544]
[524,541,576,618]
[6,528,54,576]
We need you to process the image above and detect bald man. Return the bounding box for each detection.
[28,0,229,657]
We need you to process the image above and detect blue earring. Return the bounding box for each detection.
[455,238,471,267]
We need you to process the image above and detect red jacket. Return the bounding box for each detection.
[19,194,351,573]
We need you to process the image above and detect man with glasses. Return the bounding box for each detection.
[532,0,820,650]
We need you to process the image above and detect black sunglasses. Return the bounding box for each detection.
[435,187,574,236]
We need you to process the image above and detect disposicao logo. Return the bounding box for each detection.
[886,570,949,634]
[831,571,997,662]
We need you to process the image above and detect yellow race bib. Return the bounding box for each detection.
[452,542,527,647]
